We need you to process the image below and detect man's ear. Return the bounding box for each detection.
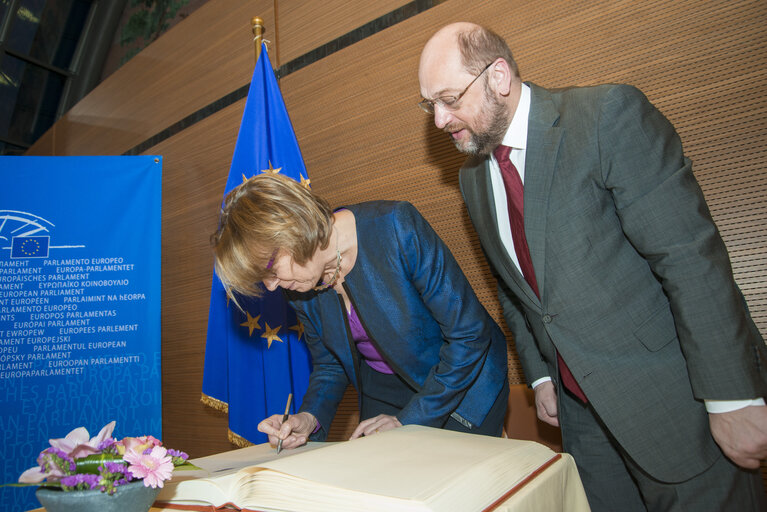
[489,58,512,97]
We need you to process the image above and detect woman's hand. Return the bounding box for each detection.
[258,411,317,450]
[349,414,402,440]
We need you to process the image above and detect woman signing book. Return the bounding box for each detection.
[211,173,508,449]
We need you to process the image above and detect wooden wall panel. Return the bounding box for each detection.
[275,0,410,64]
[284,0,767,388]
[149,98,244,456]
[281,0,767,468]
[279,4,519,372]
[27,0,273,156]
[147,98,243,455]
[23,0,766,475]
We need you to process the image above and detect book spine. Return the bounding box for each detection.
[482,453,563,512]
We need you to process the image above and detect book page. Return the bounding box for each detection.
[156,470,245,507]
[157,441,328,506]
[192,440,328,473]
[235,425,557,512]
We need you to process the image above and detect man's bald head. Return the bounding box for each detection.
[420,22,519,79]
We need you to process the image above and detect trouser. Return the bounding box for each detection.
[357,359,507,437]
[558,381,767,512]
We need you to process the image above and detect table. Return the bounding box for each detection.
[33,452,589,512]
[490,452,590,511]
[33,433,590,512]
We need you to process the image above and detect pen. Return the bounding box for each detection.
[276,393,292,454]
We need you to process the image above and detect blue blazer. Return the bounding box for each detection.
[285,201,508,440]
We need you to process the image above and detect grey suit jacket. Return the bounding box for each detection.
[459,82,767,481]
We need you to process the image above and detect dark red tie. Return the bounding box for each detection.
[494,145,587,403]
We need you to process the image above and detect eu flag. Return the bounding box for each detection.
[11,236,50,258]
[202,43,312,445]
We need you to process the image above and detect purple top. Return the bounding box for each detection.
[348,303,394,374]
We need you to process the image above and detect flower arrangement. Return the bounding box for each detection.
[17,421,193,494]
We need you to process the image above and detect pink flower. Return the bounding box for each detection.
[123,445,173,488]
[18,421,116,484]
[50,421,116,459]
[18,466,54,484]
[116,435,162,456]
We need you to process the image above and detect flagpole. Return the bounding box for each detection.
[252,17,265,63]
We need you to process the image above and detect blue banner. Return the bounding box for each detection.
[0,155,162,511]
[202,43,312,445]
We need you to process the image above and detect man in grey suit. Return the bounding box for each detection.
[418,22,767,511]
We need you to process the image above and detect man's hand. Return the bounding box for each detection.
[349,414,402,440]
[709,404,767,469]
[257,411,317,451]
[534,380,560,427]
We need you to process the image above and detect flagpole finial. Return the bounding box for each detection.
[252,17,265,63]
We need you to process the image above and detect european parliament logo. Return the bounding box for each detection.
[1,210,83,259]
[11,236,50,258]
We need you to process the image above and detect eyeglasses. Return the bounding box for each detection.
[261,249,279,286]
[418,61,494,114]
[265,248,278,271]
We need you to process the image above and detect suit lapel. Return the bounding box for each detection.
[464,158,540,309]
[524,83,562,298]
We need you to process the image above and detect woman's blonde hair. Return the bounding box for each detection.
[211,173,333,298]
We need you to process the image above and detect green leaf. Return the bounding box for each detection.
[1,481,62,489]
[75,454,126,474]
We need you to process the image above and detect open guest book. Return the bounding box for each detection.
[154,425,563,512]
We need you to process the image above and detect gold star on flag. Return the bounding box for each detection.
[239,312,261,336]
[299,174,311,189]
[289,321,305,341]
[260,160,282,175]
[261,322,283,348]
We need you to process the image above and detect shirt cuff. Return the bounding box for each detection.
[531,376,552,389]
[705,398,766,413]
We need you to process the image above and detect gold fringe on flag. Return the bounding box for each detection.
[228,429,255,448]
[200,393,228,413]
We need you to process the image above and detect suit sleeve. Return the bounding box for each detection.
[290,305,350,441]
[496,275,550,385]
[391,203,497,426]
[599,85,766,399]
